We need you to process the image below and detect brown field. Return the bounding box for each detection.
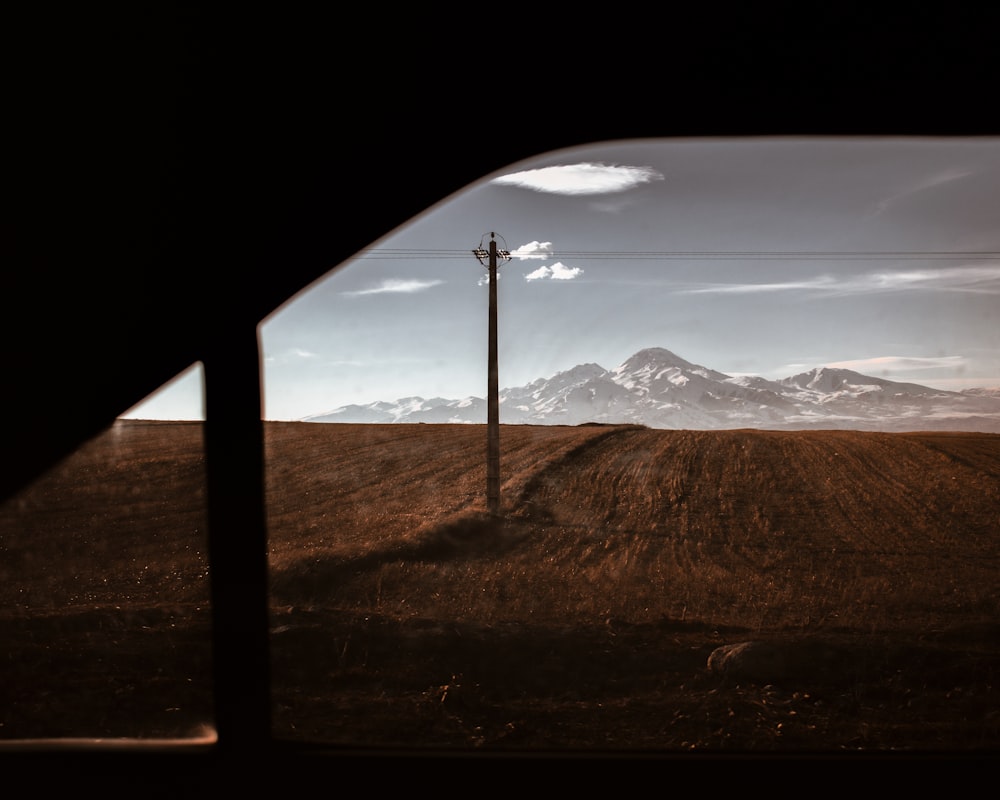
[2,419,999,753]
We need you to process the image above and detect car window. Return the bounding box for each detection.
[257,138,1000,752]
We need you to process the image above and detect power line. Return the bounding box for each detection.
[355,247,1000,261]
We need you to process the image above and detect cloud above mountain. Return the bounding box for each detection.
[342,279,444,296]
[525,263,584,281]
[826,355,967,373]
[871,167,974,217]
[511,241,584,281]
[510,241,554,260]
[490,163,665,195]
[681,264,1000,297]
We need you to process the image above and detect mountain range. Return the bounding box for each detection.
[303,347,1000,432]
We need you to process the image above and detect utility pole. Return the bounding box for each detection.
[473,232,511,516]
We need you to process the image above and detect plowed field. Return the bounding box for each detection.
[2,420,999,753]
[266,423,999,633]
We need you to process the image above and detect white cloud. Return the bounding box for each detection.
[765,356,972,384]
[682,276,838,295]
[491,163,664,195]
[525,262,584,281]
[681,264,1000,296]
[510,241,554,260]
[263,347,319,364]
[343,278,444,296]
[825,355,967,373]
[872,168,974,216]
[866,265,1000,293]
[264,347,320,366]
[550,263,584,280]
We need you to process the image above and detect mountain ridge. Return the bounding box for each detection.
[304,348,1000,432]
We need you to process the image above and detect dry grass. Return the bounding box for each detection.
[266,423,999,635]
[2,419,999,751]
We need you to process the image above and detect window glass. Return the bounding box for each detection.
[0,364,214,743]
[260,138,1000,751]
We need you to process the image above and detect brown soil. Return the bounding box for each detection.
[2,420,999,754]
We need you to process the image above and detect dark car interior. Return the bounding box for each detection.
[4,6,997,793]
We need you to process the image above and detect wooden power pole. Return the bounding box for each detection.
[473,232,511,516]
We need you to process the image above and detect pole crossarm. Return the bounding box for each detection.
[473,231,512,265]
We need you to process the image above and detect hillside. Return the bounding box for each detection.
[2,420,999,752]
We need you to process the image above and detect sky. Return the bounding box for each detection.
[122,136,1000,421]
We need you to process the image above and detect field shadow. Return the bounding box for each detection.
[270,510,531,603]
[507,424,645,520]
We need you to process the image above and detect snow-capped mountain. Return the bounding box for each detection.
[303,347,1000,432]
